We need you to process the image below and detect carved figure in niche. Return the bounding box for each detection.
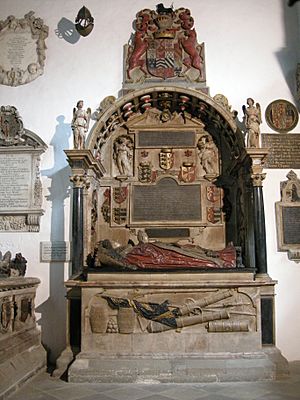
[93,235,238,271]
[197,135,218,175]
[71,100,91,149]
[242,98,261,148]
[179,9,203,79]
[113,134,133,176]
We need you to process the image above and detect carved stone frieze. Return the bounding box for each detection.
[0,12,49,86]
[88,287,257,335]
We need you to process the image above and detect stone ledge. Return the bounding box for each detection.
[68,352,275,383]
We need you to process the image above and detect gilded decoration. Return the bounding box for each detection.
[265,99,299,133]
[0,12,48,86]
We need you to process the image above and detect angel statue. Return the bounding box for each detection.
[71,100,91,149]
[242,98,262,148]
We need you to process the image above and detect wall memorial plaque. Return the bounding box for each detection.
[265,99,299,133]
[0,105,47,231]
[275,170,300,263]
[0,12,48,87]
[261,133,300,168]
[40,242,71,262]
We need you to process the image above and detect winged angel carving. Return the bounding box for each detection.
[71,100,91,149]
[242,98,262,148]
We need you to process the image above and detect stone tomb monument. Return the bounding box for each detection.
[59,5,288,382]
[0,255,46,398]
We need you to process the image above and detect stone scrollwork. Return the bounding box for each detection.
[0,12,49,86]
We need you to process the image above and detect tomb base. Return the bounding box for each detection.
[0,278,47,399]
[65,270,288,383]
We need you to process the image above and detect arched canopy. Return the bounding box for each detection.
[87,86,246,180]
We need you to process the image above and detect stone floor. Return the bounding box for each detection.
[7,361,300,400]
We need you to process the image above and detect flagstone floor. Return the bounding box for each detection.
[7,361,300,400]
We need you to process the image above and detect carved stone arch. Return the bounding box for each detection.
[84,87,254,265]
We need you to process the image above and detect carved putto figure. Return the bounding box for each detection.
[113,134,133,176]
[242,98,262,148]
[71,100,91,149]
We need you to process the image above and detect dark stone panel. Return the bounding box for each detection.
[282,206,300,244]
[132,178,201,222]
[145,228,190,238]
[138,131,195,147]
[261,297,274,345]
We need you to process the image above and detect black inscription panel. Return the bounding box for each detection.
[138,131,195,147]
[261,134,300,168]
[282,206,300,244]
[146,228,190,238]
[132,178,201,222]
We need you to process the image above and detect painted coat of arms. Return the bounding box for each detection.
[179,163,196,183]
[126,5,205,83]
[159,148,174,170]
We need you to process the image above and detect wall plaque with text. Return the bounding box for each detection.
[261,134,300,168]
[0,105,47,231]
[40,242,71,262]
[275,170,300,263]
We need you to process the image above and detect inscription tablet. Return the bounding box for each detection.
[261,134,300,168]
[282,207,300,245]
[138,131,195,147]
[132,177,201,223]
[0,154,31,210]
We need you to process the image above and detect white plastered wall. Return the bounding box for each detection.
[0,0,299,362]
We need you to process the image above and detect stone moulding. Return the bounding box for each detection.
[0,11,49,87]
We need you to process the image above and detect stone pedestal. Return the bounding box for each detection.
[0,278,46,399]
[66,270,287,383]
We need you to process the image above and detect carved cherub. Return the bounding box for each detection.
[71,100,91,149]
[242,98,262,148]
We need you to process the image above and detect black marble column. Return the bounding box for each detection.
[71,186,84,276]
[253,185,268,275]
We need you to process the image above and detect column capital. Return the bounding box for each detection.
[246,148,269,187]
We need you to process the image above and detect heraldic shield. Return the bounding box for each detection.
[159,149,174,170]
[147,39,182,79]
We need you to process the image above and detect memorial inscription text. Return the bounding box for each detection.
[261,134,300,168]
[0,154,31,209]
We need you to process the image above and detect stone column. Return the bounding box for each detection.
[247,149,268,276]
[70,174,89,276]
[65,150,105,277]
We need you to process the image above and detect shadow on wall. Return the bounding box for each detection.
[55,17,80,44]
[276,0,300,108]
[37,115,72,364]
